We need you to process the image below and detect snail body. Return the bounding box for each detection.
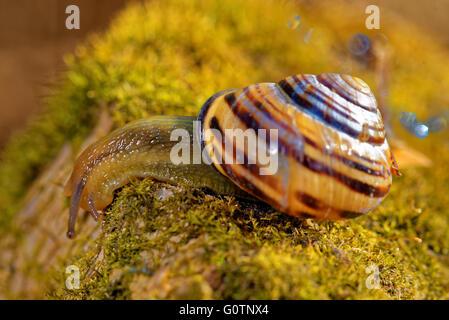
[66,73,399,238]
[65,116,244,238]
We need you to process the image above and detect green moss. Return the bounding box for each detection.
[52,174,448,299]
[2,0,449,299]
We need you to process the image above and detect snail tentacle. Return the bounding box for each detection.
[67,178,85,239]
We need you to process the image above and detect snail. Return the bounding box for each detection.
[65,73,400,238]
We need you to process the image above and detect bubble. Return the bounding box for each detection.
[399,112,417,130]
[413,123,429,139]
[425,115,446,133]
[287,14,301,30]
[348,33,371,56]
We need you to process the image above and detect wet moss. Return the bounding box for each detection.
[2,0,449,299]
[53,172,448,299]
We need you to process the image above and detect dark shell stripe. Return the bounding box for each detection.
[197,88,237,142]
[208,116,284,198]
[301,135,387,177]
[302,75,386,139]
[316,73,377,113]
[292,74,385,135]
[223,91,389,195]
[252,83,386,165]
[209,114,362,218]
[209,109,378,217]
[254,84,294,121]
[293,75,385,133]
[258,80,386,167]
[292,76,361,124]
[245,87,298,137]
[299,153,390,197]
[296,191,327,210]
[246,84,388,176]
[250,82,386,167]
[220,90,389,198]
[278,77,385,145]
[242,87,306,150]
[241,86,388,178]
[198,73,394,220]
[279,78,380,144]
[295,191,362,219]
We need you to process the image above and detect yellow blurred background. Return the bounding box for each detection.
[0,0,132,149]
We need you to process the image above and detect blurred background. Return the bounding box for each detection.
[0,0,132,149]
[0,0,448,150]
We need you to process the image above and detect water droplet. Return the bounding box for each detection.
[348,33,371,56]
[156,188,174,200]
[324,143,333,155]
[286,14,300,30]
[399,112,417,130]
[358,123,370,142]
[425,115,446,133]
[413,123,429,139]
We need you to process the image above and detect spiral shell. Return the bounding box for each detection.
[198,73,399,220]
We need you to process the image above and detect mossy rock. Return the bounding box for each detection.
[1,0,449,299]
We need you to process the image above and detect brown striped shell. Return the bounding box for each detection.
[198,73,400,220]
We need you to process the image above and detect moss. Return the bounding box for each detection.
[2,0,449,299]
[52,175,448,299]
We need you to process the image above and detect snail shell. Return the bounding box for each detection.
[199,73,399,221]
[65,73,399,238]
